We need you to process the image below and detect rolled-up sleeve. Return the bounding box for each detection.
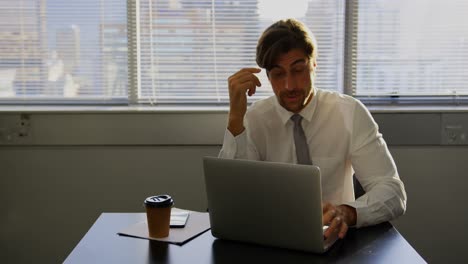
[345,101,407,227]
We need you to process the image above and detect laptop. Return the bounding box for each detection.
[203,156,338,253]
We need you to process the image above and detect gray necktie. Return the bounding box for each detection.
[291,114,312,165]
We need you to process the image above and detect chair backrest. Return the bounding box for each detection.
[353,174,365,199]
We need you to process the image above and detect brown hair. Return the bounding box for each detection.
[256,19,317,72]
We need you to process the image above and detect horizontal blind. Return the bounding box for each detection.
[353,0,468,97]
[0,0,128,103]
[136,0,345,104]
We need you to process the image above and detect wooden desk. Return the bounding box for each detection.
[65,213,426,264]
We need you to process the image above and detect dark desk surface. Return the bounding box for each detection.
[65,213,426,264]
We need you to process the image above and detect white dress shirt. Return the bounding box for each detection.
[219,88,407,227]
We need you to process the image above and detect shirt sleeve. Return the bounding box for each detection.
[218,128,260,160]
[344,101,407,228]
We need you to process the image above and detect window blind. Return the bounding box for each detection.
[0,0,128,103]
[134,0,345,104]
[351,0,468,98]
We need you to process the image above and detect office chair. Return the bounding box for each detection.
[353,174,365,199]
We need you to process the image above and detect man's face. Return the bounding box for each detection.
[268,49,315,113]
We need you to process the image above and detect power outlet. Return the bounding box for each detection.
[17,114,31,138]
[441,114,468,145]
[0,114,32,144]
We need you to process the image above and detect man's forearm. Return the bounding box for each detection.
[227,115,245,136]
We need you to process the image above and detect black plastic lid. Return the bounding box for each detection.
[144,195,174,208]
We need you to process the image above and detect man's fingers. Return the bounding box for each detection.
[243,68,262,87]
[235,74,261,88]
[246,73,261,87]
[247,83,256,96]
[338,222,348,239]
[255,75,261,87]
[241,67,262,73]
[322,202,350,239]
[229,68,261,81]
[234,70,262,87]
[229,70,262,97]
[325,216,342,238]
[235,80,256,96]
[322,202,335,225]
[322,202,333,213]
[322,209,336,225]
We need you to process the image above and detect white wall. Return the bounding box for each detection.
[1,111,467,263]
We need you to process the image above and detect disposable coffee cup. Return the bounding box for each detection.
[144,194,174,238]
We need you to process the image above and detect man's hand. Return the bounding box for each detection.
[322,202,357,239]
[227,68,262,136]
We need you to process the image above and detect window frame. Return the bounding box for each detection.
[1,0,468,108]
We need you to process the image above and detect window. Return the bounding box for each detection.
[132,0,344,104]
[1,0,468,106]
[350,0,468,103]
[0,0,127,103]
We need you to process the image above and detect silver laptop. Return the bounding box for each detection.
[203,157,338,253]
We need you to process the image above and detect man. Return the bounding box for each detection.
[219,19,407,240]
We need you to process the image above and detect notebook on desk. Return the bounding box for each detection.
[203,157,338,253]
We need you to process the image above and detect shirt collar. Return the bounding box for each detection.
[274,86,318,126]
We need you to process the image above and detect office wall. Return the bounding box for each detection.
[1,111,467,263]
[389,147,468,264]
[1,146,220,263]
